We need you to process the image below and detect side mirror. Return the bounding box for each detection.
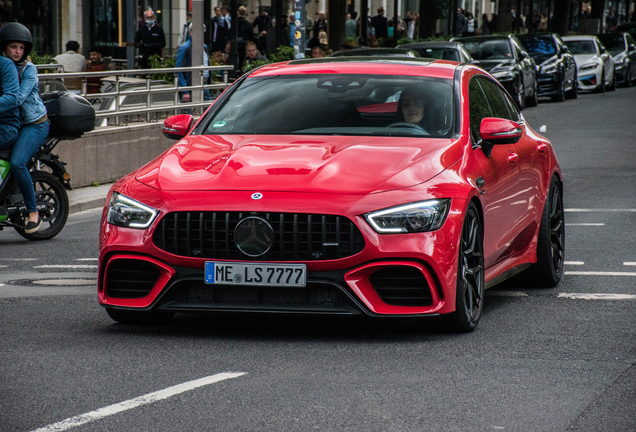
[162,114,194,140]
[479,117,522,157]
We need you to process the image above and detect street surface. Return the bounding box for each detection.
[1,87,635,431]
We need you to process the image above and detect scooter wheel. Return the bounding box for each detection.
[13,171,69,241]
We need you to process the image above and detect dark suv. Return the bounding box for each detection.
[517,33,578,101]
[453,35,538,110]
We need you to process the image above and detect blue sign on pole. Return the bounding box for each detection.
[294,0,306,59]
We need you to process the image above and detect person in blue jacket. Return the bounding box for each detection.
[0,48,19,149]
[1,23,49,233]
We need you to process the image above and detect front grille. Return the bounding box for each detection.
[106,259,160,298]
[159,279,359,314]
[369,267,433,307]
[153,212,365,261]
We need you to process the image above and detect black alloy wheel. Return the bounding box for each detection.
[524,176,565,287]
[444,202,484,332]
[13,171,69,241]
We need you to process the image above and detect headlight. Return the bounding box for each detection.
[107,193,159,229]
[543,64,558,74]
[364,199,451,234]
[579,62,601,72]
[491,70,512,79]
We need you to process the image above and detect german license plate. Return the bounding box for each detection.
[205,262,307,287]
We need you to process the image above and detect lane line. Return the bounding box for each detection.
[75,258,98,261]
[558,293,636,300]
[624,262,636,266]
[0,258,37,261]
[34,265,98,269]
[31,372,247,432]
[565,223,605,226]
[565,271,636,277]
[565,209,636,212]
[487,291,528,297]
[564,261,585,265]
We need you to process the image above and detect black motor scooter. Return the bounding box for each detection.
[0,91,95,240]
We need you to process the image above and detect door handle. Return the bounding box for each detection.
[508,153,519,165]
[536,143,548,153]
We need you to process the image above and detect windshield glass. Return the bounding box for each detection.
[564,40,597,54]
[598,35,625,55]
[518,36,556,57]
[414,47,460,62]
[202,74,455,138]
[462,40,512,60]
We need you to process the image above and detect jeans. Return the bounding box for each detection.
[0,124,18,148]
[9,121,49,213]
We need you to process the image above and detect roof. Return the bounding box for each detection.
[330,48,420,57]
[397,41,464,49]
[249,58,458,80]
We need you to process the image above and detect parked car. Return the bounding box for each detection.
[397,41,476,64]
[613,22,636,39]
[598,32,636,87]
[562,35,616,92]
[99,57,564,332]
[453,35,538,109]
[331,47,420,58]
[517,33,578,101]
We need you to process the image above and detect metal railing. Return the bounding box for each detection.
[37,65,234,126]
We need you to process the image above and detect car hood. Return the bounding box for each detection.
[135,135,463,194]
[477,60,515,72]
[573,54,600,65]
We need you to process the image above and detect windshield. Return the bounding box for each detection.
[598,35,625,55]
[518,36,556,57]
[414,47,460,62]
[462,40,512,61]
[564,40,597,54]
[202,74,455,138]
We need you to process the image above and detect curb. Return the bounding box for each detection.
[69,198,107,214]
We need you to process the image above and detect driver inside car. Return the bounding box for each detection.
[397,86,429,132]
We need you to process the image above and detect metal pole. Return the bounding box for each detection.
[192,0,204,107]
[294,0,307,59]
[126,0,135,70]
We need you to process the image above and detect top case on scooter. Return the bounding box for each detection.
[41,91,96,137]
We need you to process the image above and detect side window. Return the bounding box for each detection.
[468,77,493,142]
[478,78,513,120]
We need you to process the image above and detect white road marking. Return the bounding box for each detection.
[487,291,528,297]
[565,271,636,277]
[624,262,636,266]
[565,208,636,212]
[33,265,98,269]
[539,125,546,132]
[558,293,636,300]
[565,223,605,226]
[75,258,98,261]
[564,261,585,265]
[0,283,4,287]
[31,372,247,432]
[0,258,37,261]
[0,265,7,268]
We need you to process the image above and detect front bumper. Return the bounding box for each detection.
[577,66,602,90]
[536,73,560,96]
[98,194,468,318]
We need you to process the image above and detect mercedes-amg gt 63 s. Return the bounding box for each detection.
[99,57,564,332]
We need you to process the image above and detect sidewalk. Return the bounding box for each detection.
[68,182,115,214]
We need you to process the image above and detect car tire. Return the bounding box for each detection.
[565,75,578,99]
[625,66,632,87]
[595,69,606,93]
[608,68,617,91]
[526,81,539,107]
[552,74,566,102]
[524,176,565,288]
[105,308,175,325]
[443,202,484,332]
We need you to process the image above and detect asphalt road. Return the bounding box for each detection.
[1,86,635,432]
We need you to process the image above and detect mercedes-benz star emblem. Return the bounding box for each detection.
[251,192,263,200]
[234,216,274,257]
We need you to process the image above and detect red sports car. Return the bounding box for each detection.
[98,57,564,332]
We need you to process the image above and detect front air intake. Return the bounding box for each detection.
[369,267,433,306]
[106,259,160,299]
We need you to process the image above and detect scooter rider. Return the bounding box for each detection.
[0,23,49,234]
